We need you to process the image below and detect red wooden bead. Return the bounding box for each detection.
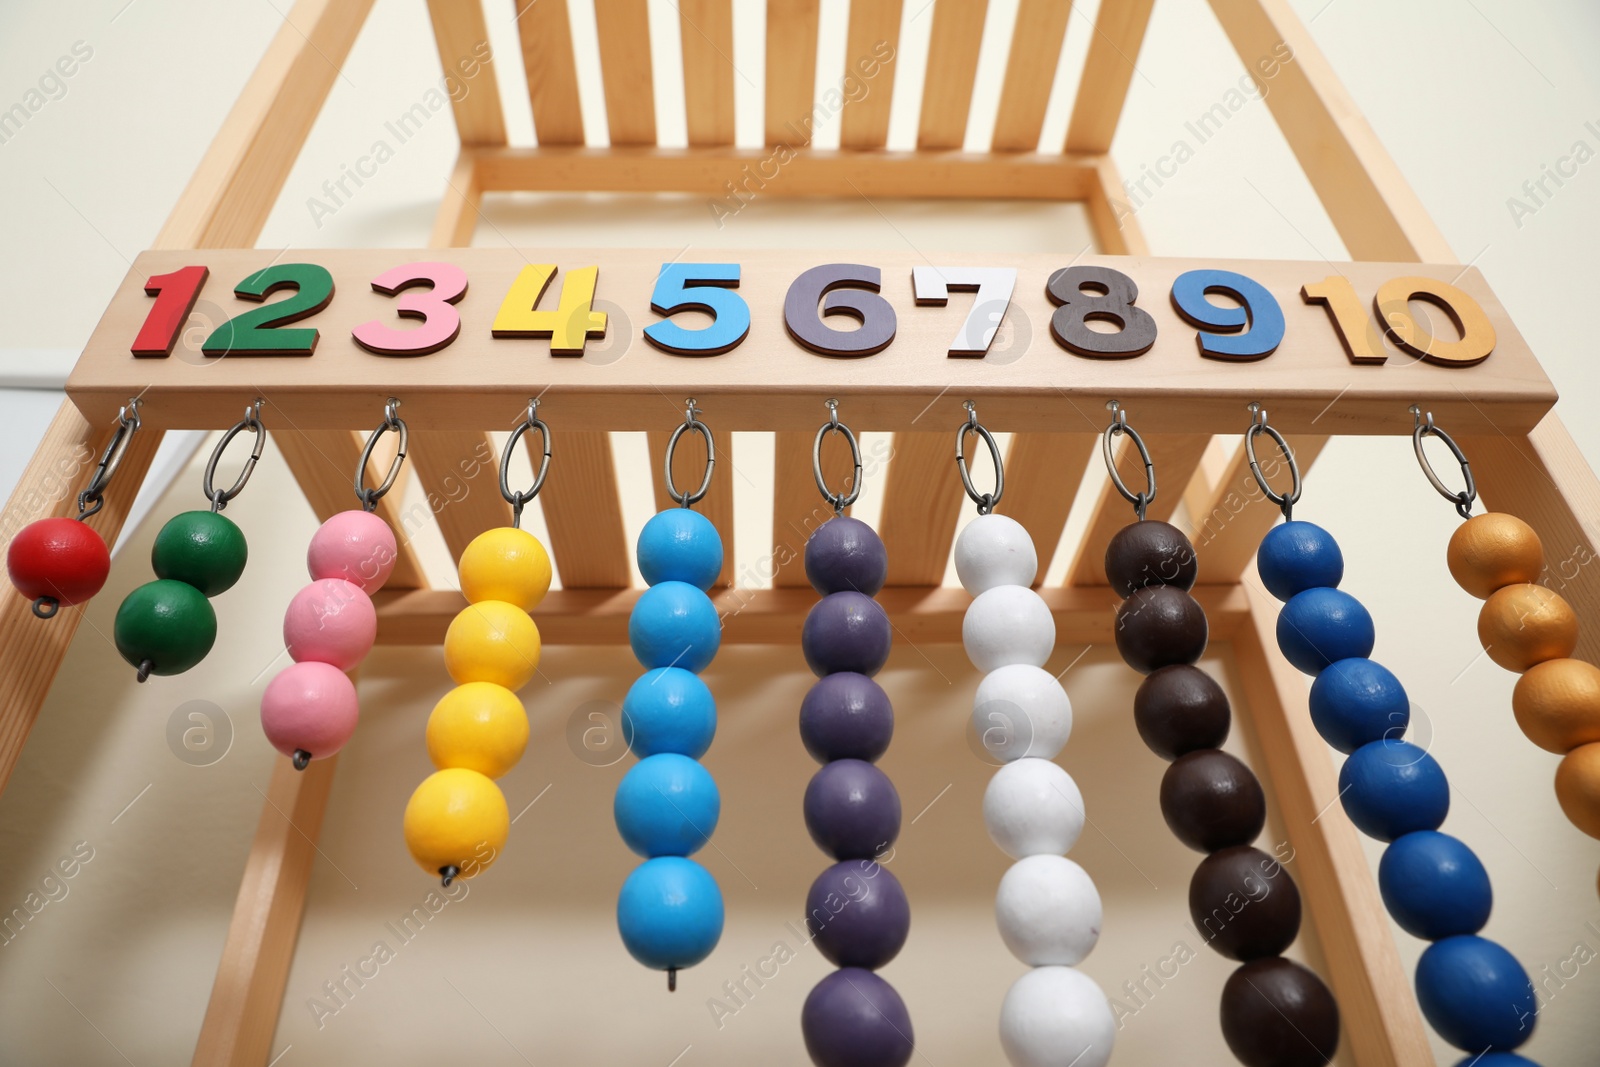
[8,518,111,613]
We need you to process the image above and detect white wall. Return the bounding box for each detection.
[1,1,1598,1064]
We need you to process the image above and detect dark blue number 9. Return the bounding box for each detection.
[1169,269,1285,362]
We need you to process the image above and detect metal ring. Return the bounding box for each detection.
[956,402,1004,514]
[78,397,143,519]
[203,400,266,512]
[1244,404,1302,520]
[501,399,552,528]
[1410,406,1477,519]
[1102,402,1155,521]
[356,398,408,512]
[813,400,863,513]
[664,399,714,507]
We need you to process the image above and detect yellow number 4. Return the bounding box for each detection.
[492,264,608,355]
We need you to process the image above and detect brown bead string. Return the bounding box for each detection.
[1106,519,1341,1067]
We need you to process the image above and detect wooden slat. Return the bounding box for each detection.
[407,430,512,560]
[430,150,482,249]
[1233,585,1431,1067]
[765,0,821,146]
[376,583,1251,645]
[880,432,967,586]
[0,402,162,796]
[917,0,988,150]
[994,433,1097,584]
[839,0,903,149]
[990,0,1072,152]
[536,431,632,588]
[1207,0,1453,262]
[1066,433,1211,587]
[772,429,856,588]
[1063,0,1155,153]
[155,0,377,248]
[647,429,735,587]
[516,0,585,146]
[189,754,339,1067]
[271,428,428,589]
[1085,153,1148,255]
[1464,418,1600,665]
[680,0,736,146]
[426,0,507,145]
[1188,433,1328,584]
[595,0,657,146]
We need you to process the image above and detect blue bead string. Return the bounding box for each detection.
[1259,520,1543,1060]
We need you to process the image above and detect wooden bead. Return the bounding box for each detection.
[1220,958,1340,1067]
[1447,513,1543,599]
[1133,665,1231,759]
[1113,586,1208,675]
[1512,658,1600,753]
[1160,750,1266,852]
[1103,520,1197,598]
[1188,845,1301,961]
[1477,584,1578,672]
[1555,742,1600,840]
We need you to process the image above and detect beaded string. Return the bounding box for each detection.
[1102,406,1340,1067]
[401,402,551,887]
[957,404,1115,1067]
[796,401,914,1067]
[1250,408,1540,1063]
[615,400,724,991]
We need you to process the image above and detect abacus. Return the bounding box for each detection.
[4,2,1599,1066]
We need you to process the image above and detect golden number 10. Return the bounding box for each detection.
[1302,275,1497,367]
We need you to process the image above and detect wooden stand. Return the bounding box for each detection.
[4,2,1596,1064]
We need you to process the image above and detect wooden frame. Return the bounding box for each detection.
[5,2,1597,1064]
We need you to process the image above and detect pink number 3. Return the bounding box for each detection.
[351,262,468,356]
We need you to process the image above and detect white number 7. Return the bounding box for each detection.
[912,267,1018,358]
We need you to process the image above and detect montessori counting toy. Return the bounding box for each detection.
[4,0,1597,1065]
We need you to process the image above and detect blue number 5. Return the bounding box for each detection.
[643,263,750,355]
[1170,269,1285,361]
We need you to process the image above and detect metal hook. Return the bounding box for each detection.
[356,397,408,512]
[1102,401,1155,521]
[1409,405,1477,519]
[956,401,1004,514]
[813,399,863,514]
[1244,403,1302,521]
[501,398,552,528]
[77,397,144,519]
[664,398,715,508]
[203,399,266,512]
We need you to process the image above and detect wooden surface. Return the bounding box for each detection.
[647,428,735,587]
[429,152,482,248]
[426,0,506,145]
[1067,432,1211,586]
[517,0,585,146]
[375,582,1251,646]
[772,429,857,588]
[406,429,511,560]
[595,0,657,146]
[1064,0,1156,153]
[918,0,987,150]
[839,0,902,149]
[537,430,632,588]
[68,250,1554,435]
[991,0,1073,152]
[994,432,1098,583]
[680,0,735,147]
[765,0,820,146]
[189,754,339,1067]
[881,432,969,586]
[1232,584,1431,1067]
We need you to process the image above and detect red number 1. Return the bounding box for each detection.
[131,266,209,357]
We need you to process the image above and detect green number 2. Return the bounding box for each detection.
[203,263,335,357]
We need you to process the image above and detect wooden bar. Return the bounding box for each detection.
[994,432,1097,584]
[1066,433,1211,586]
[917,0,988,150]
[535,431,632,588]
[680,0,736,146]
[595,0,657,146]
[375,582,1251,645]
[839,0,902,149]
[1189,433,1328,584]
[765,0,821,146]
[189,754,339,1067]
[647,429,735,587]
[772,428,856,588]
[1085,154,1147,256]
[429,151,482,250]
[881,432,967,586]
[1064,0,1156,153]
[517,0,586,146]
[990,0,1072,152]
[407,430,512,560]
[426,0,507,146]
[1232,584,1431,1067]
